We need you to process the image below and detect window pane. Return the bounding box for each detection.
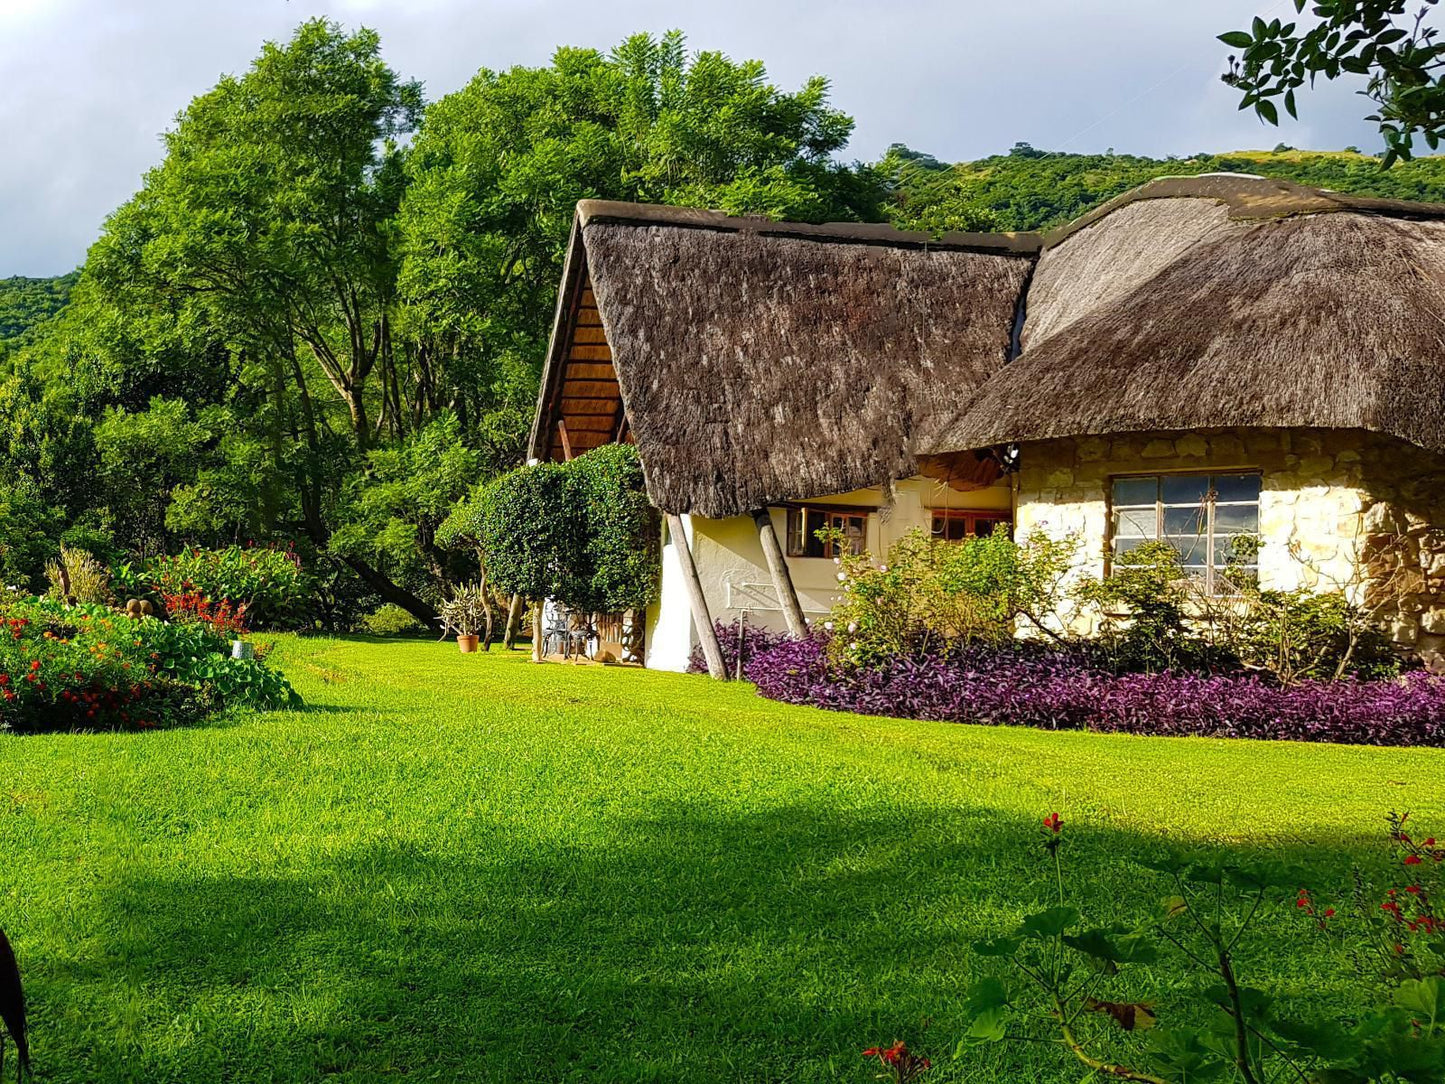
[1112,477,1157,506]
[1112,507,1155,537]
[1163,506,1207,536]
[1163,535,1209,563]
[975,518,1003,538]
[805,510,828,558]
[786,509,805,556]
[1161,474,1209,505]
[1214,504,1259,534]
[1213,473,1262,503]
[946,517,968,541]
[1112,536,1154,560]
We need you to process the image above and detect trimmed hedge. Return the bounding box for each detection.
[741,635,1445,747]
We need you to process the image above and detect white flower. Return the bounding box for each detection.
[847,622,858,633]
[879,565,889,572]
[823,621,834,631]
[850,641,860,650]
[836,572,847,582]
[833,557,841,565]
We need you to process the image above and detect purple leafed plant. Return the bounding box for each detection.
[687,618,792,678]
[743,636,1445,748]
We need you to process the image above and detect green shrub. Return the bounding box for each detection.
[146,544,308,628]
[361,603,423,637]
[825,528,1076,668]
[451,444,659,614]
[0,597,298,733]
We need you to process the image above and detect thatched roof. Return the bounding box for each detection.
[930,174,1445,455]
[529,201,1037,518]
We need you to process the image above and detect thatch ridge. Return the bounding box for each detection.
[580,219,1034,517]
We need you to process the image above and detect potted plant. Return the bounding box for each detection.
[438,583,489,653]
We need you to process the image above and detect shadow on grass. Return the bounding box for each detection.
[27,806,1397,1084]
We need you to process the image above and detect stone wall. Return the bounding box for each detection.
[1014,427,1445,664]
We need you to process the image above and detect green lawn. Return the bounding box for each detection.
[2,637,1443,1082]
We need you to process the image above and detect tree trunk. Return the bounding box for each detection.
[503,594,523,650]
[667,513,725,679]
[751,507,807,638]
[338,555,437,627]
[531,601,544,662]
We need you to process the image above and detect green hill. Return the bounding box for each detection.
[0,271,79,356]
[883,144,1445,234]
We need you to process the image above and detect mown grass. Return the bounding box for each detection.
[2,636,1444,1082]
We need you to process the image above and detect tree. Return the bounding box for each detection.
[394,30,884,468]
[1222,1,1445,165]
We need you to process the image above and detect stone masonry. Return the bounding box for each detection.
[1014,428,1445,666]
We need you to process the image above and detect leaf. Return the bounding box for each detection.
[1285,89,1298,119]
[1016,906,1080,940]
[1393,975,1443,1018]
[971,936,1022,958]
[1063,927,1159,966]
[1160,895,1189,920]
[1257,98,1280,125]
[1084,997,1158,1032]
[1219,30,1256,49]
[962,977,1011,1043]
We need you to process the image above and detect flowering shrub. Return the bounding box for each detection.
[0,598,298,733]
[744,635,1445,747]
[687,618,792,678]
[860,1040,930,1082]
[161,589,249,637]
[823,528,1076,668]
[145,544,307,628]
[945,812,1445,1083]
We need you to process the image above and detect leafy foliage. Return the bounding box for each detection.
[953,813,1445,1083]
[823,529,1075,668]
[144,545,307,629]
[1222,1,1445,165]
[464,444,658,613]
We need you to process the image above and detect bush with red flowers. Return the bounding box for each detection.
[142,543,308,629]
[0,597,299,733]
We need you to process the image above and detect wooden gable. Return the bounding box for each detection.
[545,276,628,462]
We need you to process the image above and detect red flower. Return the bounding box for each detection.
[1406,855,1423,866]
[1042,813,1063,833]
[29,659,40,671]
[1323,908,1336,918]
[1406,885,1423,895]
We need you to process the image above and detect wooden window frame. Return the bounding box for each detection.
[929,508,1014,541]
[785,505,871,559]
[1107,470,1262,595]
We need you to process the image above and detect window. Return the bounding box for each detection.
[785,507,869,558]
[930,509,1013,541]
[1110,472,1261,592]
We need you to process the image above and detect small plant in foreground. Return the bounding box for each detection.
[952,813,1445,1082]
[861,1040,930,1082]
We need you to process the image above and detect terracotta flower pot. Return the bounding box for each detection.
[457,634,480,654]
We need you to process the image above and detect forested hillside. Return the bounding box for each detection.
[0,271,77,357]
[882,144,1445,234]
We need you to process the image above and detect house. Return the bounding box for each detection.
[528,175,1445,672]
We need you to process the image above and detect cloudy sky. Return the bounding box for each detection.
[1,0,1383,276]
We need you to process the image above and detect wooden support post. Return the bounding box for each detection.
[503,593,523,650]
[557,419,574,461]
[666,512,725,679]
[751,507,807,639]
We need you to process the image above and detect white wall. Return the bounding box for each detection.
[643,475,1014,671]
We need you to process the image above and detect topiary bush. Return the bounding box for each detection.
[0,597,299,733]
[457,444,659,614]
